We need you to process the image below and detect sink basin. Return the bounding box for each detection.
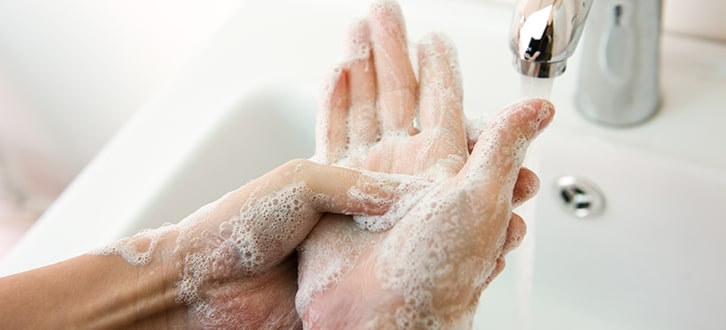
[2,0,726,328]
[475,130,726,330]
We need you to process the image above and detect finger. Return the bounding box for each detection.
[267,159,423,218]
[195,159,421,274]
[465,117,487,154]
[416,33,468,175]
[512,167,540,208]
[480,214,526,287]
[417,33,464,136]
[345,19,380,146]
[369,0,417,132]
[482,256,506,288]
[314,66,350,164]
[461,98,554,198]
[501,213,527,255]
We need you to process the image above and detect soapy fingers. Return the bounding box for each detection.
[512,167,540,208]
[369,0,417,133]
[315,67,349,164]
[416,33,468,177]
[417,33,465,138]
[461,98,554,198]
[177,159,420,266]
[345,19,380,147]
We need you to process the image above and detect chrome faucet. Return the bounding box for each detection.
[510,0,662,126]
[510,0,594,78]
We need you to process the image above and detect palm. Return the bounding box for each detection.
[358,131,450,176]
[297,2,551,328]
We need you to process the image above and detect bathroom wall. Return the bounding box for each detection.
[663,0,726,42]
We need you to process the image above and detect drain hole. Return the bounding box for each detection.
[575,200,591,210]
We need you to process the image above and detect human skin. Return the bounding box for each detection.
[296,1,553,328]
[0,1,553,329]
[0,159,425,328]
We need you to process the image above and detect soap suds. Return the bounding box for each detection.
[344,19,372,63]
[296,217,375,314]
[296,170,430,314]
[418,33,463,98]
[91,223,177,266]
[95,164,422,327]
[313,65,348,165]
[93,0,551,323]
[369,0,408,52]
[361,99,550,328]
[349,171,432,232]
[173,182,333,327]
[366,183,507,328]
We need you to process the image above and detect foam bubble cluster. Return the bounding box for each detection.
[344,19,371,63]
[91,223,177,266]
[418,33,463,97]
[364,99,551,328]
[370,189,500,329]
[350,172,432,232]
[295,217,374,314]
[173,183,321,315]
[93,178,339,327]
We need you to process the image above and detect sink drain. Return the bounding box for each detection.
[555,176,605,218]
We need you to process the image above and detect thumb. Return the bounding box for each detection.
[458,98,554,199]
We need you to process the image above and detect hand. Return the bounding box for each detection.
[99,159,420,328]
[0,1,551,328]
[297,1,554,328]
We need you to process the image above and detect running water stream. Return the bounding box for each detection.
[513,75,554,330]
[520,75,554,99]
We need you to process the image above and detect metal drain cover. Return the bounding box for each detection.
[555,176,606,218]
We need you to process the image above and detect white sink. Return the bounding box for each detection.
[475,130,726,329]
[3,0,726,328]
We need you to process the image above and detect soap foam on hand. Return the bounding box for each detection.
[91,181,331,328]
[89,156,432,328]
[294,170,432,314]
[361,99,552,328]
[349,171,433,232]
[91,223,179,266]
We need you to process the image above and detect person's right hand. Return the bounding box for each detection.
[296,1,554,328]
[97,157,424,328]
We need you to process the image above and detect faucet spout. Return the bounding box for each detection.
[510,0,594,78]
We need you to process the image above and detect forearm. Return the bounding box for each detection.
[0,158,406,328]
[0,234,183,329]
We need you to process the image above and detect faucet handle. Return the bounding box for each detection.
[575,0,662,126]
[602,3,636,85]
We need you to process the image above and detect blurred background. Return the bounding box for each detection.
[0,0,723,261]
[0,0,246,259]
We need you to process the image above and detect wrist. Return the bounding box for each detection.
[72,227,186,328]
